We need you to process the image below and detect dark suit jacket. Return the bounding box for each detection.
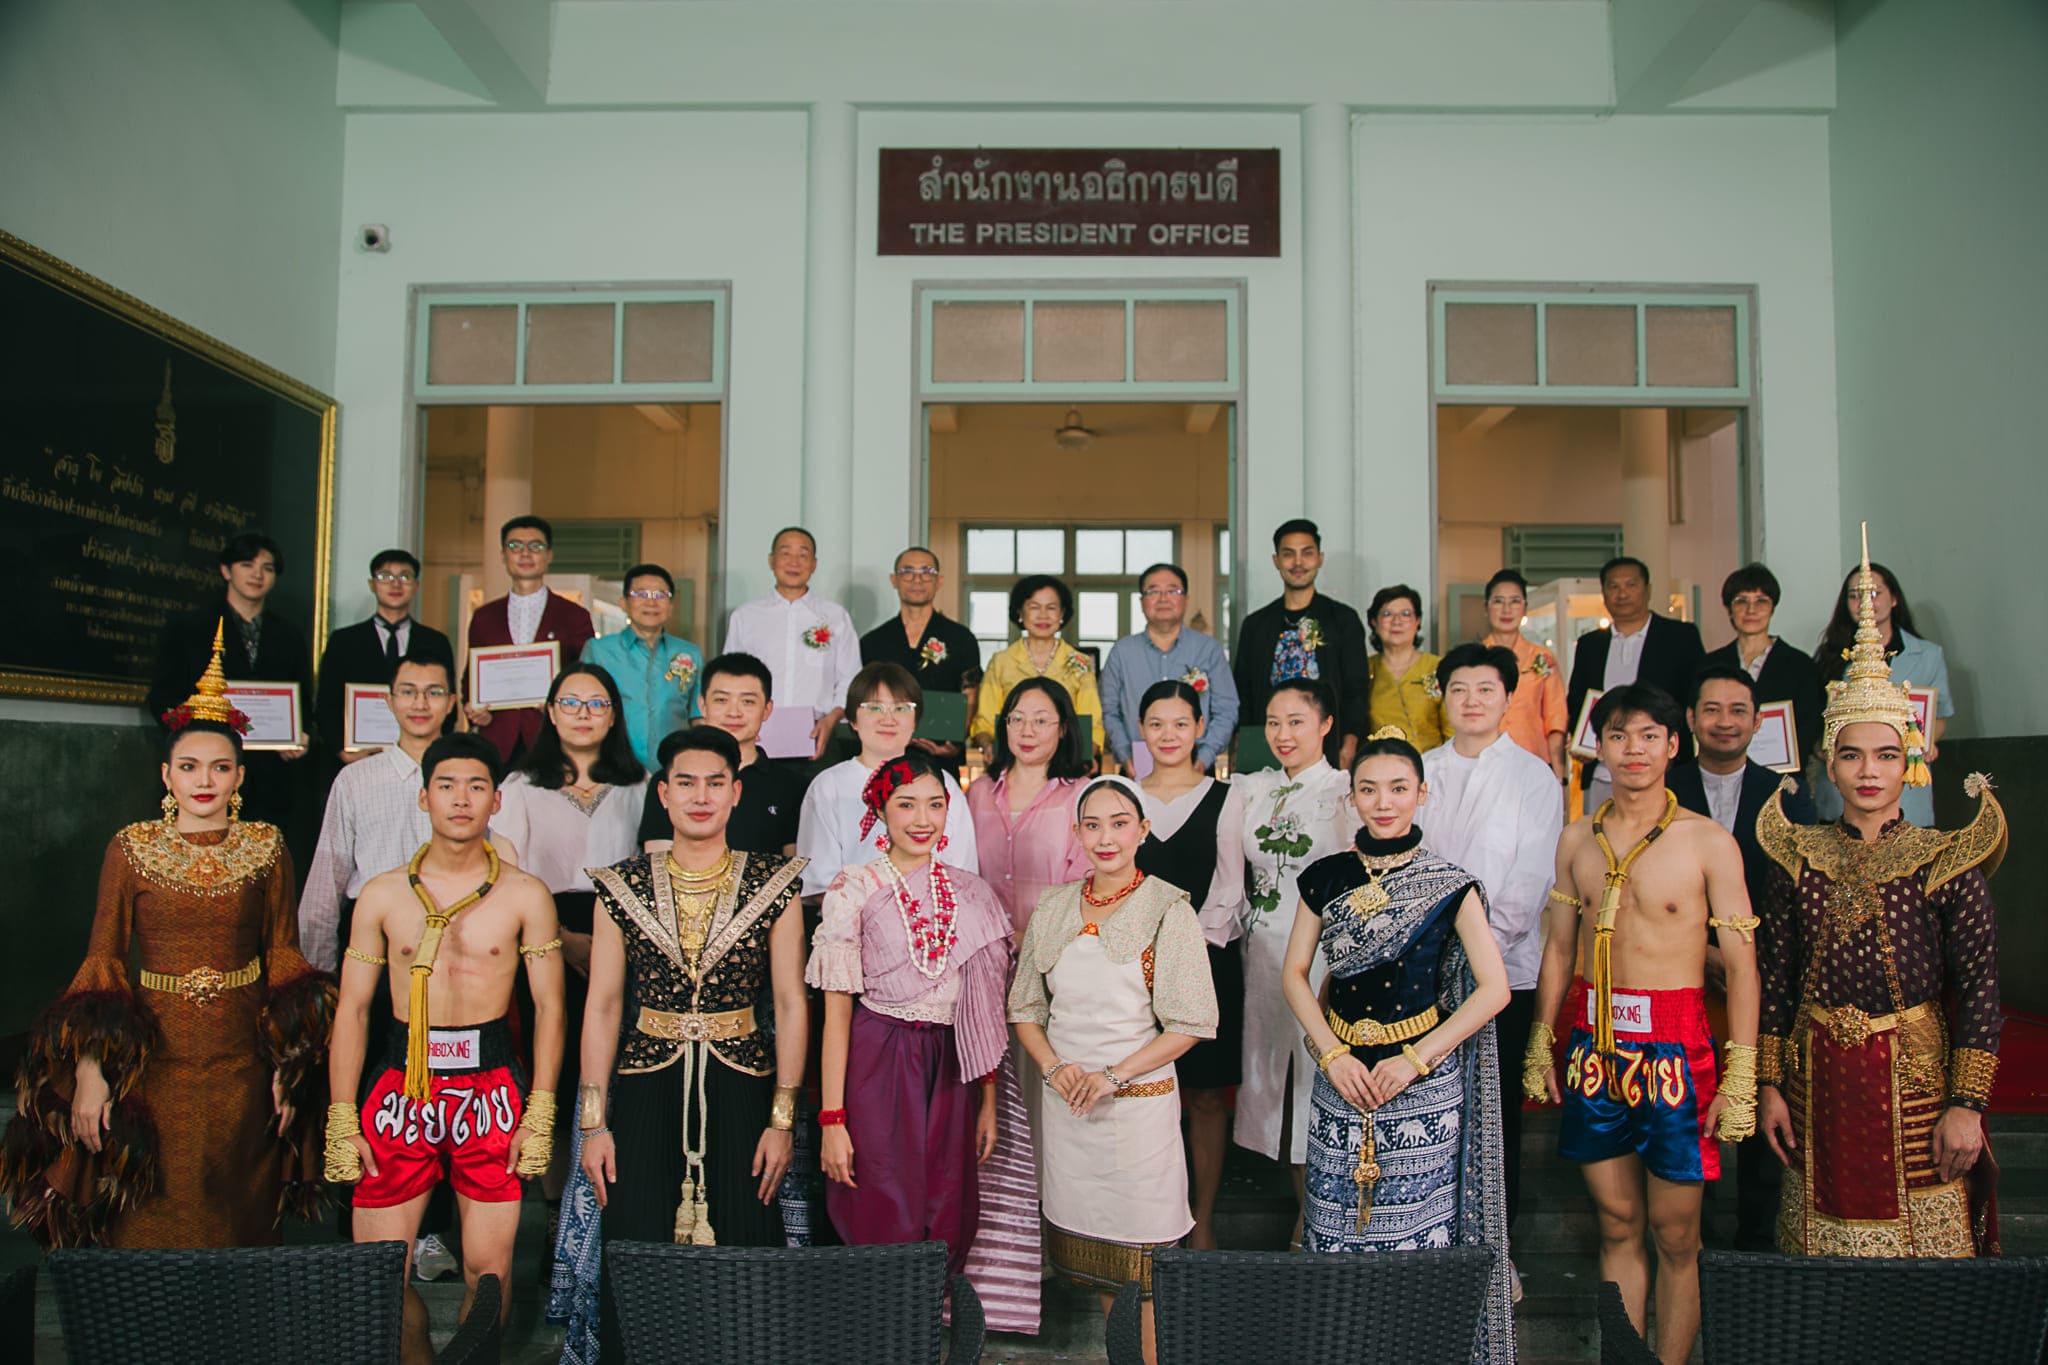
[1231,591,1372,767]
[1669,759,1816,942]
[314,617,455,760]
[465,590,595,763]
[1703,638,1825,769]
[1565,613,1706,781]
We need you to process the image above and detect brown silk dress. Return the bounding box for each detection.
[1,820,333,1248]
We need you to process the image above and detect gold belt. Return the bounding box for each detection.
[1325,1003,1439,1049]
[1798,999,1935,1050]
[138,956,261,1005]
[1113,1077,1176,1100]
[636,1004,756,1044]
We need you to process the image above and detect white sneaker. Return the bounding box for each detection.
[414,1233,458,1282]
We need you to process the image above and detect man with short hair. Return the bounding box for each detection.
[1420,642,1563,1258]
[1565,556,1705,814]
[315,549,456,767]
[859,546,980,770]
[723,527,860,761]
[463,516,595,765]
[1230,518,1371,769]
[581,563,703,774]
[1101,561,1239,773]
[327,732,564,1365]
[1525,683,1759,1365]
[635,652,803,856]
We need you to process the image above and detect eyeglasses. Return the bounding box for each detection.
[553,697,613,715]
[1141,586,1185,599]
[373,572,417,585]
[625,589,672,601]
[1729,594,1775,611]
[1006,713,1059,732]
[393,685,451,702]
[1486,596,1525,609]
[857,702,918,718]
[895,566,939,581]
[504,540,549,554]
[1377,608,1418,622]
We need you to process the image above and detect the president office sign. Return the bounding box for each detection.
[879,149,1281,257]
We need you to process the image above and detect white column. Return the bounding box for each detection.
[1302,103,1357,590]
[480,405,534,600]
[1619,407,1673,599]
[802,100,857,599]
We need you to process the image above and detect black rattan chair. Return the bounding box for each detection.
[1699,1249,2048,1364]
[607,1240,984,1364]
[1597,1280,1658,1365]
[435,1271,501,1365]
[1106,1245,1497,1365]
[0,1265,34,1364]
[48,1240,406,1364]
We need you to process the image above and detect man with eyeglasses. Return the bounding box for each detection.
[316,549,457,768]
[464,516,596,765]
[1100,561,1239,773]
[581,563,703,774]
[1479,568,1571,783]
[859,547,981,773]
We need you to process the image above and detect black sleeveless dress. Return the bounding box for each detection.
[1136,779,1244,1089]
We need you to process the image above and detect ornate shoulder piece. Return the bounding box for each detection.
[1927,774,2008,894]
[1755,780,1805,880]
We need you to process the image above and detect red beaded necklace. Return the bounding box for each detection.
[881,856,960,980]
[1082,869,1145,908]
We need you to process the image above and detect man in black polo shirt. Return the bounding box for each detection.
[859,545,980,774]
[636,652,801,855]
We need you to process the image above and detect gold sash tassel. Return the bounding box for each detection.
[1591,793,1678,1067]
[403,842,501,1101]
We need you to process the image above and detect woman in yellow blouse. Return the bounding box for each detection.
[970,575,1105,759]
[1365,583,1446,750]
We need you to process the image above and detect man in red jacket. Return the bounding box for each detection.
[463,515,594,765]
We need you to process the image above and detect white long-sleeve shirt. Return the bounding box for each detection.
[299,745,435,972]
[1421,734,1563,991]
[723,590,861,713]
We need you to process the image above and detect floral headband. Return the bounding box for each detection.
[858,757,946,840]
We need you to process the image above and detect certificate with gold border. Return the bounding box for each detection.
[469,641,561,711]
[1569,688,1604,761]
[344,683,403,752]
[1905,685,1938,739]
[222,682,302,751]
[1746,700,1798,774]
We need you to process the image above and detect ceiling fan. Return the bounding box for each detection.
[1052,407,1149,450]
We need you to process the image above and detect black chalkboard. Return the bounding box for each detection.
[0,232,334,703]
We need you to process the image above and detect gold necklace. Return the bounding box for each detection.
[1348,846,1418,917]
[667,851,732,974]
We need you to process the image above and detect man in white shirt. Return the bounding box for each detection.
[1420,642,1564,1252]
[722,527,860,761]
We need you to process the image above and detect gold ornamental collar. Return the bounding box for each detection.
[119,819,279,894]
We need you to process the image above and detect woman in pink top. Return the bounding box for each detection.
[967,677,1094,938]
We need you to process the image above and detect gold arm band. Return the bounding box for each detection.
[1950,1047,1999,1106]
[769,1085,799,1132]
[344,947,388,966]
[1798,999,1936,1050]
[1758,1034,1785,1087]
[519,938,563,959]
[323,1102,363,1183]
[635,1004,757,1043]
[1522,1020,1558,1102]
[1402,1044,1434,1079]
[1707,913,1762,944]
[1548,888,1584,909]
[1316,1043,1352,1074]
[1716,1042,1759,1141]
[577,1082,606,1133]
[513,1091,556,1177]
[1324,1004,1439,1049]
[138,955,262,1005]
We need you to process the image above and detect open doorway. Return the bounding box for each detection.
[420,402,722,652]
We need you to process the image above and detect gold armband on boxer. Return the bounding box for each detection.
[520,938,563,959]
[1548,888,1583,910]
[344,947,387,966]
[1522,1020,1557,1102]
[323,1102,363,1183]
[513,1091,556,1177]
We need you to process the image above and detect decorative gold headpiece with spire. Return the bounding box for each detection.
[1821,522,1927,786]
[159,622,251,734]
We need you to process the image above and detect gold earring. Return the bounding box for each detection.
[229,792,244,821]
[161,791,178,825]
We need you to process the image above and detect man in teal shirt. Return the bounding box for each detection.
[582,563,702,773]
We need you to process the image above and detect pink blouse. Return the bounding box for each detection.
[966,774,1091,935]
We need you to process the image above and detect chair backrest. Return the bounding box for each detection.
[1597,1280,1659,1365]
[1149,1245,1496,1365]
[48,1240,406,1365]
[1699,1250,2048,1364]
[436,1271,502,1365]
[607,1240,950,1365]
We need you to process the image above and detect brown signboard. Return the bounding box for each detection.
[879,149,1281,257]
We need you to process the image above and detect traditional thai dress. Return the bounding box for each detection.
[2,820,333,1247]
[1232,759,1355,1162]
[1757,787,2005,1257]
[1135,778,1247,1089]
[1007,876,1218,1294]
[1293,833,1515,1363]
[808,861,1029,1323]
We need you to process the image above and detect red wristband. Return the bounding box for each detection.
[818,1108,848,1127]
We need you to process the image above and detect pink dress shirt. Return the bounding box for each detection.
[966,773,1091,935]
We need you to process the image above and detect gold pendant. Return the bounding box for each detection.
[1349,880,1391,918]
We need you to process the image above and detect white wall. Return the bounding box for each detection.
[1354,114,1841,654]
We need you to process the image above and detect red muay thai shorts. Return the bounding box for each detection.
[353,1018,527,1207]
[1557,978,1721,1183]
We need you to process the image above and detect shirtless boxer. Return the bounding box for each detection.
[1523,683,1760,1365]
[326,732,565,1365]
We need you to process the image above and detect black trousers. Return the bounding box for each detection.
[1495,988,1536,1231]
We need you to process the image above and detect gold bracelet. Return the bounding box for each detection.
[577,1081,605,1133]
[344,946,387,966]
[1716,1043,1759,1142]
[769,1085,799,1132]
[1402,1043,1434,1078]
[1522,1020,1558,1102]
[514,1091,556,1176]
[1950,1047,1999,1107]
[1316,1043,1351,1074]
[323,1102,363,1183]
[520,937,563,959]
[1548,888,1583,910]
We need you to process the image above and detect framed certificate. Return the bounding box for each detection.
[222,682,302,751]
[1747,700,1799,774]
[1905,685,1938,738]
[344,683,403,752]
[468,641,561,711]
[1569,688,1605,761]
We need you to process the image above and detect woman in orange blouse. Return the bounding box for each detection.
[1481,570,1569,782]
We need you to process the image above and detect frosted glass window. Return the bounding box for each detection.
[966,529,1014,575]
[622,301,715,383]
[969,591,1012,640]
[1544,305,1638,387]
[1016,529,1066,574]
[1133,300,1229,382]
[1645,306,1739,388]
[932,302,1026,383]
[1125,529,1175,573]
[1075,530,1124,576]
[1077,591,1119,641]
[524,303,615,384]
[426,305,518,386]
[1032,302,1126,382]
[1443,304,1538,386]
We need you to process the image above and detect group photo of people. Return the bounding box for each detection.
[0,507,2009,1365]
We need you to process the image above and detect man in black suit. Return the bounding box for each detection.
[1669,663,1816,1250]
[1565,555,1705,814]
[314,548,455,765]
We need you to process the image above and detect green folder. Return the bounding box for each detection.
[915,690,969,743]
[1075,714,1093,757]
[1233,727,1281,773]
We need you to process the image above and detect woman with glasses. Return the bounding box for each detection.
[1365,584,1445,752]
[970,575,1105,762]
[1479,569,1570,781]
[495,663,647,1199]
[1704,562,1823,770]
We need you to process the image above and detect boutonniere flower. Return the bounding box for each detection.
[919,637,948,669]
[1180,666,1209,693]
[1299,618,1325,651]
[1422,673,1443,701]
[665,654,697,693]
[802,625,832,651]
[1528,652,1553,679]
[1063,651,1091,681]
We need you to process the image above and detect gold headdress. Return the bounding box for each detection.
[160,622,250,734]
[1366,724,1411,744]
[1821,523,1927,786]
